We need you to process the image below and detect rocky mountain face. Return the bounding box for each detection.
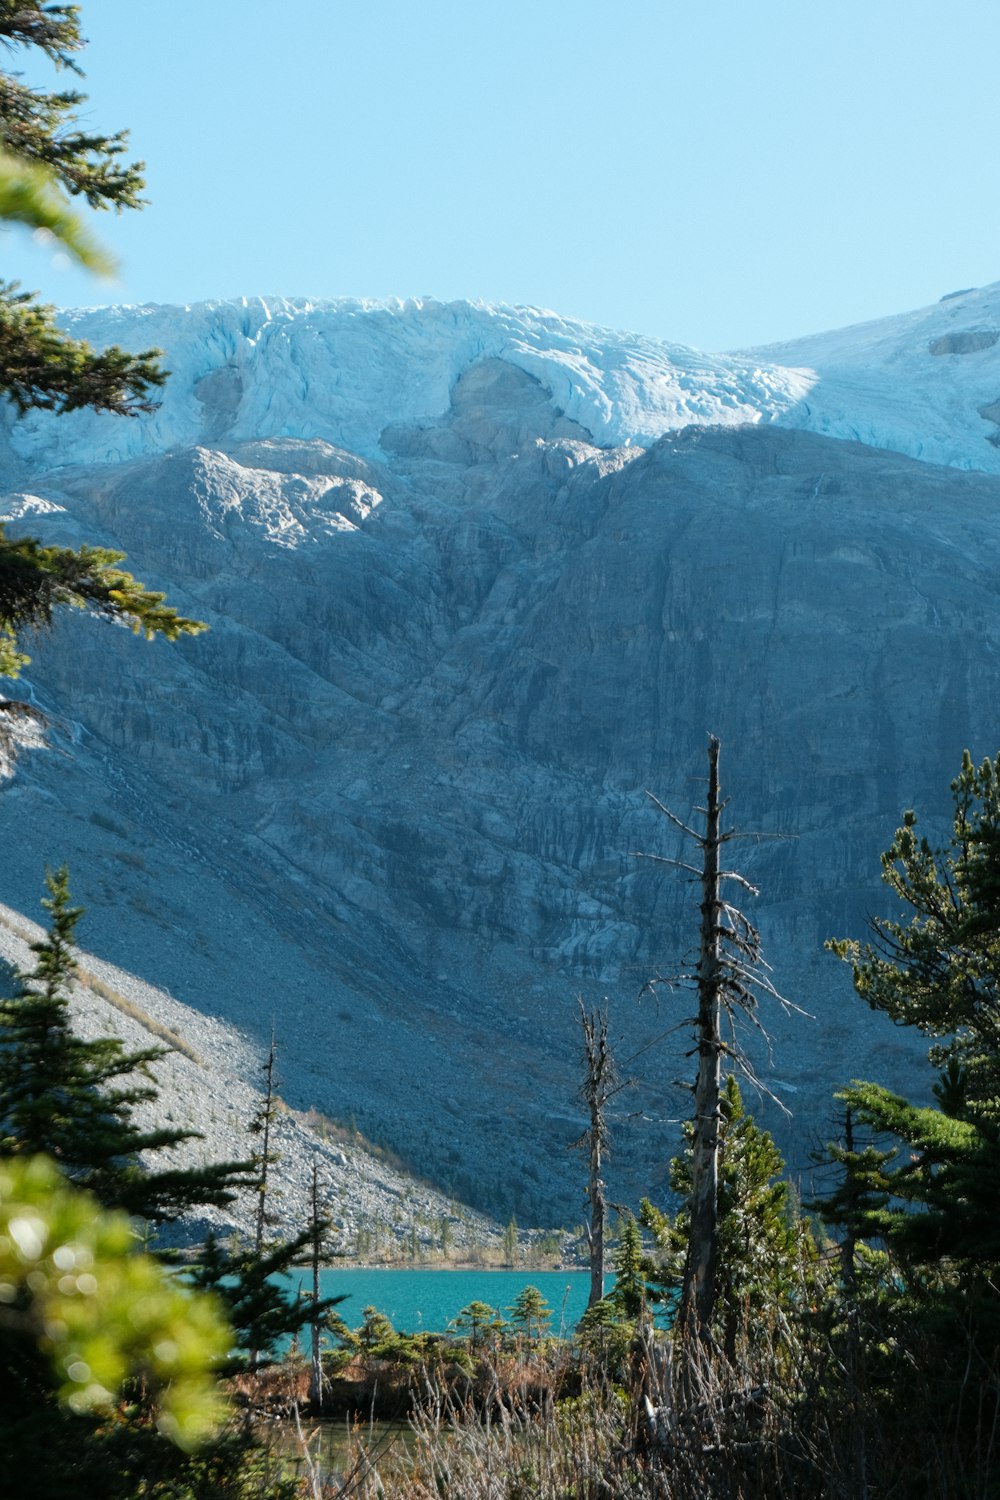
[2,291,1000,1222]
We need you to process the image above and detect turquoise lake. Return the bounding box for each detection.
[289,1268,593,1336]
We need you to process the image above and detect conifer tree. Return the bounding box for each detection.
[813,751,1000,1492]
[810,1106,894,1295]
[0,3,203,685]
[642,1075,812,1358]
[0,877,307,1496]
[450,1300,504,1354]
[826,750,1000,1279]
[0,868,253,1223]
[187,1228,325,1377]
[507,1284,553,1343]
[609,1212,647,1321]
[502,1214,518,1266]
[187,1042,343,1376]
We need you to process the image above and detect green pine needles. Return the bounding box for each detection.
[0,4,204,682]
[0,868,252,1224]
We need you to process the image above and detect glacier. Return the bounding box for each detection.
[0,296,816,470]
[5,284,1000,478]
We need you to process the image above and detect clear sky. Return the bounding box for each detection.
[2,0,999,351]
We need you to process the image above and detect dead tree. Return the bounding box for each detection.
[247,1025,280,1371]
[688,735,725,1335]
[638,735,794,1340]
[571,1000,632,1311]
[308,1159,324,1407]
[251,1025,280,1257]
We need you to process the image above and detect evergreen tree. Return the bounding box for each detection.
[826,750,1000,1275]
[810,1105,894,1300]
[830,750,1000,1109]
[642,1075,812,1358]
[609,1212,646,1320]
[502,1214,518,1266]
[817,751,1000,1494]
[0,4,202,683]
[186,1228,333,1377]
[507,1284,553,1343]
[0,868,253,1223]
[450,1300,504,1354]
[357,1305,397,1354]
[576,1294,633,1371]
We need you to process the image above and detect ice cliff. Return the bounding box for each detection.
[7,285,1000,477]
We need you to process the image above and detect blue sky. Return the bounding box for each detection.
[3,0,999,350]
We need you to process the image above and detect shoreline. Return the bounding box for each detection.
[327,1261,587,1274]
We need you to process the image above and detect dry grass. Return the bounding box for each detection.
[75,965,203,1064]
[0,907,202,1065]
[265,1330,853,1499]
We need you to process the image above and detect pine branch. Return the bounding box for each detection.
[0,283,164,413]
[0,4,84,71]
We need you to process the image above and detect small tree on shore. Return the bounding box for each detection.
[609,1212,647,1321]
[502,1215,518,1266]
[507,1284,553,1344]
[571,1000,632,1311]
[451,1300,504,1355]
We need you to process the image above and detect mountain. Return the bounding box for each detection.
[2,286,1000,1222]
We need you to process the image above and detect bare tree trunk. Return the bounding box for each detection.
[309,1159,323,1409]
[249,1027,278,1372]
[588,1114,607,1310]
[640,736,791,1347]
[253,1028,277,1257]
[683,735,723,1336]
[576,1001,628,1311]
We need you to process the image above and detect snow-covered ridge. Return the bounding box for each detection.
[6,285,1000,477]
[746,280,1000,473]
[2,296,816,471]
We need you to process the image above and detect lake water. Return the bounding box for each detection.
[289,1267,593,1336]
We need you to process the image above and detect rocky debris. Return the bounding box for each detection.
[929,330,1000,355]
[0,900,502,1255]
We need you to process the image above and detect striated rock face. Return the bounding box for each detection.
[3,294,1000,1221]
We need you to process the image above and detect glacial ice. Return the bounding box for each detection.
[0,296,816,472]
[6,283,1000,482]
